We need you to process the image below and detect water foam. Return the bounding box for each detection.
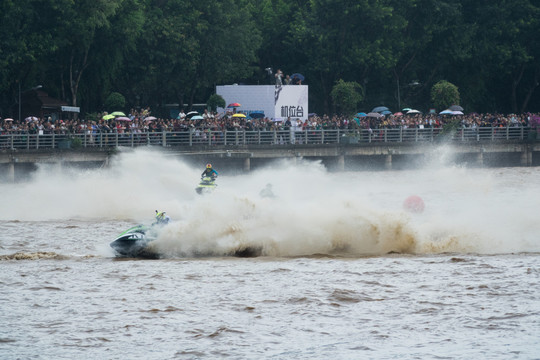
[1,148,539,256]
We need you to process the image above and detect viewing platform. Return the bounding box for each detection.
[1,127,539,182]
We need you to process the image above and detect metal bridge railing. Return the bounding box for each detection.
[0,127,535,150]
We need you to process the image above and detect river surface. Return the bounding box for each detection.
[1,149,539,359]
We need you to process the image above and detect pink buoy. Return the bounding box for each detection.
[403,195,425,213]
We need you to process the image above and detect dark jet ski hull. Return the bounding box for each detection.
[110,225,159,259]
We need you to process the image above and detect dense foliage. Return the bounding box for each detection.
[1,0,538,118]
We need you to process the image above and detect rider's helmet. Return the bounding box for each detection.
[206,163,212,169]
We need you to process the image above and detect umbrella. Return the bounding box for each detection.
[232,113,246,118]
[439,109,453,115]
[402,108,412,112]
[144,116,157,121]
[406,109,421,114]
[4,118,13,121]
[356,112,367,117]
[116,116,131,121]
[381,110,392,115]
[250,112,265,119]
[103,114,115,120]
[366,112,383,118]
[227,103,241,108]
[372,106,389,113]
[186,111,199,118]
[449,105,464,111]
[111,111,126,116]
[451,110,464,115]
[25,116,38,122]
[190,115,204,120]
[291,73,305,82]
[394,112,403,116]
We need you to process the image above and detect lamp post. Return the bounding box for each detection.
[18,81,21,122]
[19,84,42,121]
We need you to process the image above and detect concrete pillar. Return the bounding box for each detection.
[384,154,392,170]
[243,157,251,172]
[521,146,532,166]
[476,152,484,167]
[8,162,15,183]
[336,155,345,171]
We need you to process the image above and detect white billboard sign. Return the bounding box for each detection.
[61,106,80,113]
[216,85,308,121]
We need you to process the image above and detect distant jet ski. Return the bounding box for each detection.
[110,224,159,259]
[196,176,217,195]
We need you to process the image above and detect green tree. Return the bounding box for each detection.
[431,80,460,111]
[105,92,126,111]
[207,94,225,112]
[330,79,364,115]
[290,0,407,114]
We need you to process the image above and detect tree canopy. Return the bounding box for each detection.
[0,0,538,119]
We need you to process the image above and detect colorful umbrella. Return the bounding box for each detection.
[4,118,13,121]
[110,111,126,116]
[116,116,131,121]
[190,115,204,120]
[103,114,115,120]
[232,113,246,118]
[291,73,305,82]
[372,106,389,113]
[144,116,157,121]
[227,103,241,108]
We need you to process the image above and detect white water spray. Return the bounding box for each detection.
[1,148,538,256]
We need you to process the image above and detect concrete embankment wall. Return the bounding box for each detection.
[1,142,539,182]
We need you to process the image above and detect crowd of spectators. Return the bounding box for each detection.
[0,107,538,137]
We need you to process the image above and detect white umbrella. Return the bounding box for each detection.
[406,109,421,114]
[366,112,383,118]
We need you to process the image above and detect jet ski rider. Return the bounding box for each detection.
[201,163,218,180]
[154,210,170,226]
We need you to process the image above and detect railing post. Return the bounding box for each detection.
[52,133,55,149]
[491,127,494,141]
[321,129,324,144]
[115,132,119,147]
[34,134,38,149]
[506,126,509,140]
[162,131,167,147]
